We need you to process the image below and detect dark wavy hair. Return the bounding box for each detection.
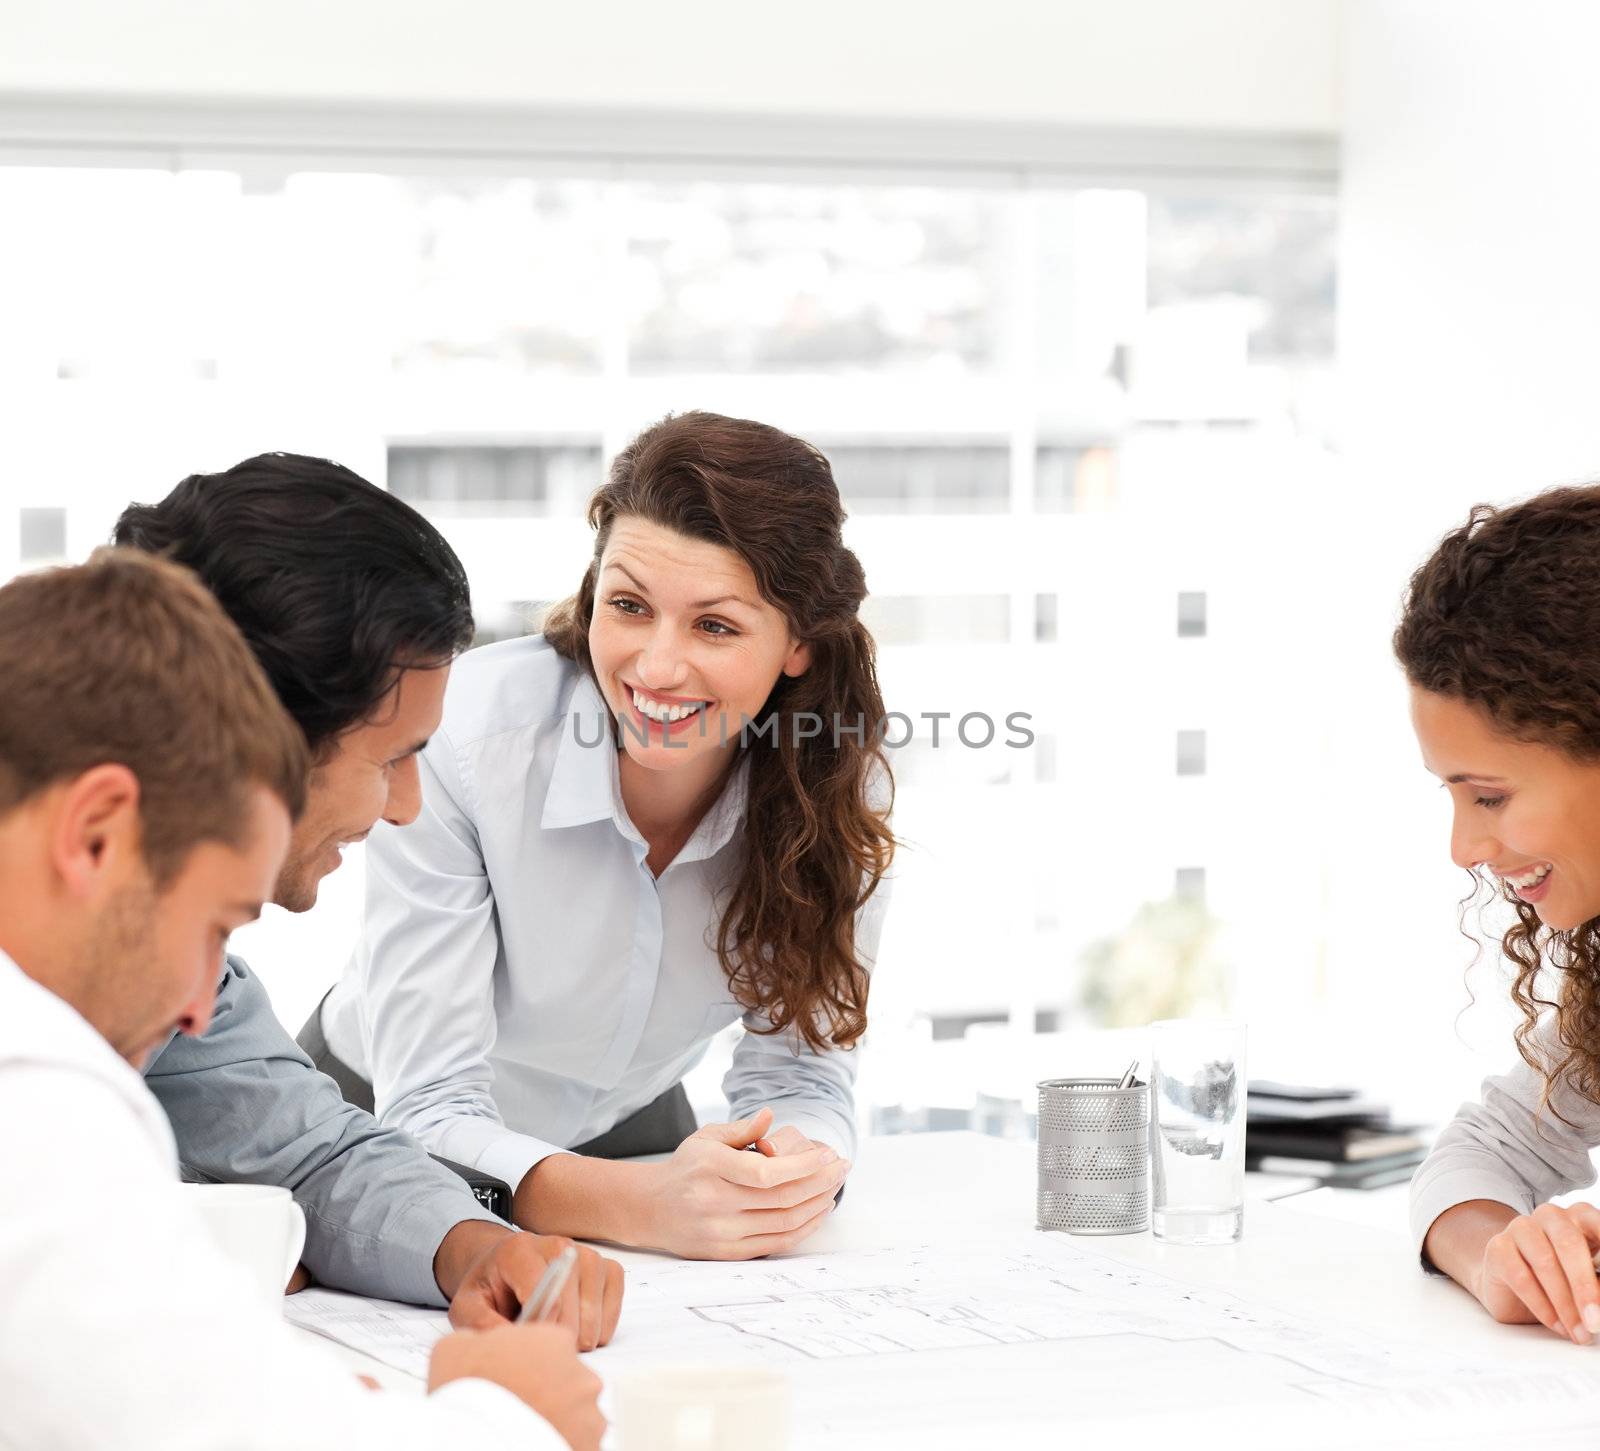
[1395,485,1600,1109]
[113,453,475,755]
[544,411,896,1053]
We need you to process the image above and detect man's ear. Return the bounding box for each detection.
[51,764,142,898]
[781,640,813,679]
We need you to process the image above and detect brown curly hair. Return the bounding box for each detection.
[1394,485,1600,1110]
[543,410,895,1053]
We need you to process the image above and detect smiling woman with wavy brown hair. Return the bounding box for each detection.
[1398,484,1600,1347]
[542,411,894,1056]
[317,409,896,1264]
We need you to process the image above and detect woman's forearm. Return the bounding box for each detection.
[513,1153,658,1245]
[1423,1198,1524,1303]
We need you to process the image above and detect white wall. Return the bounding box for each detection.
[1340,0,1600,495]
[0,0,1342,133]
[1330,0,1600,1114]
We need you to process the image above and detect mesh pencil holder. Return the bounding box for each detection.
[1036,1077,1150,1236]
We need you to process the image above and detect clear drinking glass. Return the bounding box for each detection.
[1150,1019,1246,1245]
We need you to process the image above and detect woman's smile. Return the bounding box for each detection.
[1498,861,1554,903]
[623,679,716,736]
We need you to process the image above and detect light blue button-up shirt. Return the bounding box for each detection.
[323,636,887,1194]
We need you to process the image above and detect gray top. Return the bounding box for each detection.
[1409,1017,1599,1267]
[143,954,501,1307]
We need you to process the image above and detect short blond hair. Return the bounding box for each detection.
[0,548,308,884]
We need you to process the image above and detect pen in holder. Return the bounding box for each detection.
[1036,1077,1150,1236]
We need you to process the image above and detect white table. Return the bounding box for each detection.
[298,1133,1596,1443]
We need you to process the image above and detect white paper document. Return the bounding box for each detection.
[284,1289,449,1380]
[586,1234,1600,1448]
[284,1234,1600,1448]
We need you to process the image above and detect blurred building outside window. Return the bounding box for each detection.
[0,166,1337,1141]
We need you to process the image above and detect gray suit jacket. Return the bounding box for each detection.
[143,955,502,1307]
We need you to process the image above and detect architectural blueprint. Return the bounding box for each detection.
[582,1233,1524,1447]
[285,1289,446,1380]
[288,1233,1600,1447]
[595,1235,1465,1384]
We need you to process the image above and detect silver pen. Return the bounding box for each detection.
[515,1244,580,1325]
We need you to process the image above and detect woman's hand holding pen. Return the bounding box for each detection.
[640,1106,849,1260]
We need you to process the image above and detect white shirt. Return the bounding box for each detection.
[324,637,887,1194]
[0,949,563,1451]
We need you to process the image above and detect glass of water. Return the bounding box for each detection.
[1150,1019,1246,1245]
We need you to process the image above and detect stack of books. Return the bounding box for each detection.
[1245,1080,1428,1190]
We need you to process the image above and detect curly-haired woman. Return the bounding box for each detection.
[300,411,895,1262]
[1399,485,1600,1345]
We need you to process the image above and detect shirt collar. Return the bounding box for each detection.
[674,753,749,866]
[0,945,138,1082]
[540,671,749,864]
[541,671,618,830]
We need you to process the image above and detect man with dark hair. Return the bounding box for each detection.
[113,453,622,1342]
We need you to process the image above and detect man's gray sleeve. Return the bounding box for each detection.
[144,955,503,1307]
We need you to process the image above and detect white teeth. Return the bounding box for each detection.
[631,688,708,723]
[1506,863,1553,890]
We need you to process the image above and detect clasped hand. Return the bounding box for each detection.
[639,1106,850,1259]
